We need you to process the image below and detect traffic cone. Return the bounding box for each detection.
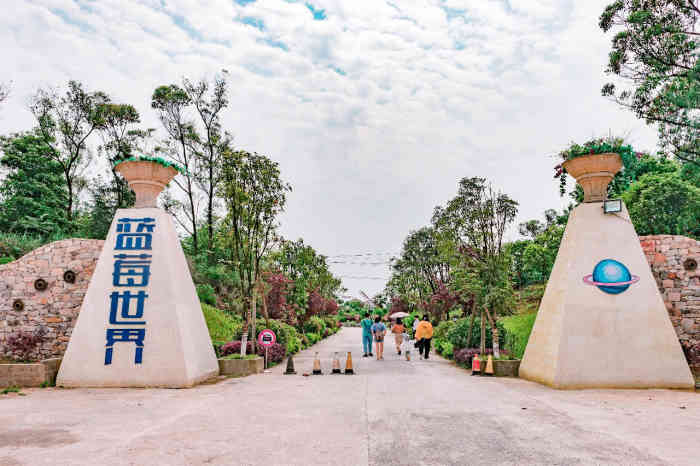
[344,352,354,374]
[484,355,494,376]
[284,355,297,375]
[331,352,342,374]
[312,352,323,375]
[471,354,481,376]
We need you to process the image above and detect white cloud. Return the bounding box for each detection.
[0,0,658,297]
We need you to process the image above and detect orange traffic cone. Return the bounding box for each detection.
[484,355,494,376]
[344,352,354,374]
[312,352,323,375]
[331,352,342,374]
[471,354,481,376]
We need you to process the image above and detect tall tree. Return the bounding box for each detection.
[151,84,202,254]
[269,238,343,316]
[97,103,151,209]
[600,0,700,165]
[219,150,291,355]
[0,133,68,237]
[183,76,232,254]
[29,80,108,223]
[433,177,519,356]
[622,170,700,238]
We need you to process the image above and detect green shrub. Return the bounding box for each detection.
[197,284,217,306]
[446,317,506,350]
[262,319,300,354]
[433,321,456,342]
[442,341,454,359]
[305,332,321,345]
[303,316,325,334]
[0,256,14,265]
[322,315,338,332]
[501,312,537,359]
[202,304,242,343]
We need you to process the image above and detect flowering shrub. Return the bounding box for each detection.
[454,348,511,366]
[113,155,186,174]
[258,343,286,363]
[553,137,639,196]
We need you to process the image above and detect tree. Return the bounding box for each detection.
[151,84,202,255]
[219,150,291,354]
[432,177,519,356]
[0,133,68,237]
[600,1,700,165]
[389,227,450,306]
[268,238,343,319]
[622,170,700,238]
[183,76,232,254]
[97,103,151,209]
[29,80,109,223]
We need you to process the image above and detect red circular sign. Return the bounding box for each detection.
[257,329,277,347]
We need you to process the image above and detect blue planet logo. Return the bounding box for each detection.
[583,259,639,295]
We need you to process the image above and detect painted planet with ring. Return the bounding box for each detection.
[583,259,639,295]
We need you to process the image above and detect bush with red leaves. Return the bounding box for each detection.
[219,340,287,363]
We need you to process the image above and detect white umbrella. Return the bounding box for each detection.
[389,312,410,319]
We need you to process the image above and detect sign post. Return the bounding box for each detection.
[257,329,277,373]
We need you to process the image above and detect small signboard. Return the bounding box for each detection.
[257,329,276,347]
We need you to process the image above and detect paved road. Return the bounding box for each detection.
[1,327,698,466]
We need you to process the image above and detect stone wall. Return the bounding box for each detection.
[640,235,700,371]
[0,239,103,361]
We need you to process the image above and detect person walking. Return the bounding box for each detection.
[371,317,386,360]
[414,315,434,360]
[391,318,405,355]
[412,317,419,339]
[361,312,374,357]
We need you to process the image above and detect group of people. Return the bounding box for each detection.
[360,313,434,360]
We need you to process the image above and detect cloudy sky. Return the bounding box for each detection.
[1,0,657,298]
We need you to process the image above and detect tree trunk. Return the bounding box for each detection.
[240,296,250,356]
[484,307,500,358]
[251,291,257,355]
[66,175,74,223]
[467,301,476,348]
[480,309,486,354]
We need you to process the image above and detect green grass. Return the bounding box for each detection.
[1,386,21,395]
[221,353,259,360]
[202,303,242,343]
[500,312,537,359]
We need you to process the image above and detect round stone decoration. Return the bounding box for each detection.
[683,258,697,272]
[12,299,24,312]
[64,270,77,283]
[34,278,48,291]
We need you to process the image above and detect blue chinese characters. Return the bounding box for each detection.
[105,218,155,365]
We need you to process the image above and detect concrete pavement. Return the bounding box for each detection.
[0,327,698,466]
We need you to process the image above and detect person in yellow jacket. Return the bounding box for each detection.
[414,315,434,360]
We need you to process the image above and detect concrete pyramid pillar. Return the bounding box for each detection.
[520,154,694,389]
[57,161,218,387]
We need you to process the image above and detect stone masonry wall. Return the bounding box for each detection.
[0,239,104,361]
[640,235,700,371]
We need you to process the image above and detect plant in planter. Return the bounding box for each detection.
[554,137,640,202]
[113,155,184,208]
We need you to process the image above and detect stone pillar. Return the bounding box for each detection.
[56,161,218,387]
